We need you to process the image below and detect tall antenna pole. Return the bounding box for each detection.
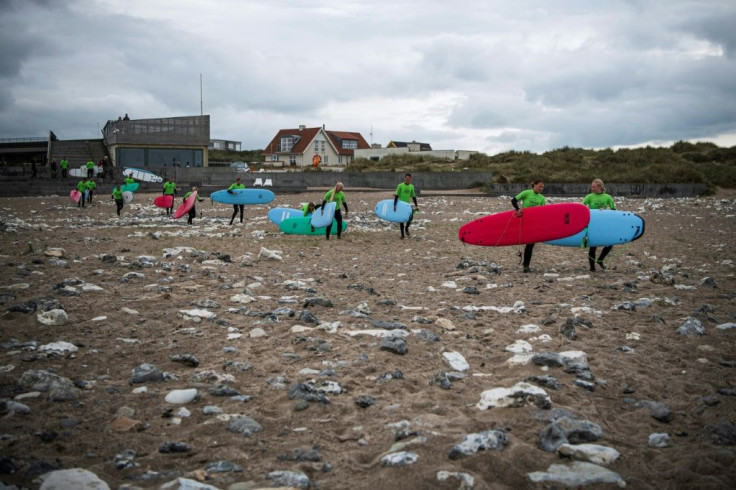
[200,73,203,115]
[370,124,373,146]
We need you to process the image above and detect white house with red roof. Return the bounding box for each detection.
[262,125,370,167]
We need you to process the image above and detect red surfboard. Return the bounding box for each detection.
[173,192,197,219]
[70,190,82,203]
[458,203,590,246]
[154,195,174,208]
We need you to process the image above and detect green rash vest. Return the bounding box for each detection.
[324,189,346,207]
[76,181,87,192]
[163,181,177,195]
[86,160,95,169]
[124,177,135,185]
[112,188,123,200]
[184,191,203,202]
[60,159,68,170]
[583,192,616,210]
[514,189,546,208]
[395,182,416,203]
[228,183,245,191]
[85,181,97,191]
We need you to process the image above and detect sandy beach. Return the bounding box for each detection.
[1,189,735,489]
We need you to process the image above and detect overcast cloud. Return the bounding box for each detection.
[1,0,735,154]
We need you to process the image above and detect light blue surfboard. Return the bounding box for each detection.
[310,201,336,228]
[120,183,139,193]
[374,199,413,223]
[544,210,645,248]
[268,207,303,225]
[211,188,275,205]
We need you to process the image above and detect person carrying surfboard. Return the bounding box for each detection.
[85,178,97,205]
[76,178,88,209]
[583,178,616,271]
[123,175,136,186]
[184,187,204,225]
[321,182,348,240]
[112,185,124,216]
[85,159,96,179]
[511,179,546,273]
[162,177,177,215]
[227,177,246,225]
[394,173,419,239]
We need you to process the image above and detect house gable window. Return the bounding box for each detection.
[341,139,357,150]
[280,135,299,152]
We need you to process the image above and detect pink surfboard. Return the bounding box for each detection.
[458,203,590,246]
[173,192,197,219]
[70,190,82,203]
[154,195,174,208]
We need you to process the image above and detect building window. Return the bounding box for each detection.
[342,139,357,149]
[320,141,325,152]
[280,136,298,152]
[338,156,343,164]
[314,141,319,152]
[270,155,278,161]
[290,155,296,165]
[323,155,328,164]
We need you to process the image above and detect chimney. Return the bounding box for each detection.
[299,125,305,131]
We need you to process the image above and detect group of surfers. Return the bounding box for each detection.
[102,172,612,271]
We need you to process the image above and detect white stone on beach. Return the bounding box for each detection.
[477,382,550,410]
[557,443,621,466]
[435,318,456,330]
[39,468,110,490]
[443,351,470,372]
[165,388,198,404]
[504,340,533,353]
[37,309,68,326]
[179,309,216,319]
[121,307,140,315]
[716,322,736,330]
[258,246,283,261]
[230,294,256,304]
[39,341,78,355]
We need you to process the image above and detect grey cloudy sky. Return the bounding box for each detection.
[1,0,735,154]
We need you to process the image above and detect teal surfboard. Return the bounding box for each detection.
[211,188,275,205]
[545,210,645,247]
[120,183,139,193]
[280,216,347,235]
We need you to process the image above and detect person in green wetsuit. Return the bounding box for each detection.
[300,202,321,216]
[184,186,204,225]
[85,179,97,204]
[162,177,177,215]
[394,173,419,239]
[85,159,96,179]
[76,178,88,208]
[320,182,348,240]
[583,178,616,271]
[511,179,546,273]
[60,157,69,180]
[111,185,124,216]
[123,176,136,186]
[227,176,246,225]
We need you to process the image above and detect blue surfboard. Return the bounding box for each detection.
[375,199,413,223]
[310,201,336,228]
[120,183,139,193]
[268,207,303,225]
[280,217,347,235]
[545,210,645,247]
[211,188,275,205]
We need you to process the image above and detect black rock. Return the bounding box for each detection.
[130,364,164,384]
[205,460,243,474]
[355,395,377,408]
[371,320,406,330]
[278,446,322,462]
[379,337,407,355]
[288,383,330,404]
[707,421,736,445]
[226,416,264,437]
[532,352,565,368]
[538,416,603,452]
[170,354,200,368]
[304,297,334,308]
[525,375,564,390]
[298,309,319,324]
[159,442,192,453]
[208,384,241,397]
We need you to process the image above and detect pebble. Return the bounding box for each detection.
[477,382,551,410]
[39,468,110,489]
[528,461,625,487]
[648,433,671,448]
[36,309,68,326]
[442,351,470,372]
[449,430,508,459]
[164,388,199,404]
[557,443,620,466]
